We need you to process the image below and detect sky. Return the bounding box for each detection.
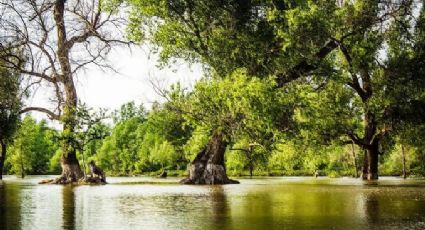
[25,45,203,124]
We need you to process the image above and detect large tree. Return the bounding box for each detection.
[0,56,22,179]
[0,0,129,183]
[176,71,292,184]
[126,0,417,182]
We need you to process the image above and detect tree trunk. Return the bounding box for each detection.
[361,149,368,180]
[51,0,83,184]
[249,163,253,178]
[361,108,379,180]
[180,132,239,184]
[19,144,24,179]
[0,141,6,180]
[365,141,379,180]
[351,142,358,178]
[248,145,253,178]
[53,100,83,184]
[401,144,407,179]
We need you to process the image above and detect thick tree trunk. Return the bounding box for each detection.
[365,142,379,180]
[49,0,83,184]
[360,143,380,180]
[0,141,6,180]
[401,144,407,179]
[361,149,369,180]
[180,133,239,184]
[53,153,83,184]
[360,108,379,180]
[52,100,84,184]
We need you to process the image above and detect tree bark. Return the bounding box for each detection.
[361,149,369,180]
[351,142,358,178]
[248,145,253,178]
[0,141,6,180]
[180,132,239,184]
[249,163,253,178]
[365,141,379,180]
[51,0,83,184]
[55,101,84,184]
[401,144,407,179]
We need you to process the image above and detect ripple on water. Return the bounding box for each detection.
[1,176,425,230]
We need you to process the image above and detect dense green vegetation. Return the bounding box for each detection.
[0,52,23,179]
[4,96,425,178]
[1,1,424,181]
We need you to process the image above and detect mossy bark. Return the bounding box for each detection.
[180,133,239,185]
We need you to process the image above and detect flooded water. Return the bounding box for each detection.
[1,176,425,230]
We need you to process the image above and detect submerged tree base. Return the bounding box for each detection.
[39,176,106,185]
[180,163,239,185]
[361,172,378,180]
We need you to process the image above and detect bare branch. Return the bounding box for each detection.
[19,106,60,120]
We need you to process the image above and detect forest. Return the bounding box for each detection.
[1,0,425,184]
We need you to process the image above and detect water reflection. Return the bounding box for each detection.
[1,177,425,230]
[361,187,425,229]
[62,185,75,230]
[0,181,21,230]
[71,185,233,230]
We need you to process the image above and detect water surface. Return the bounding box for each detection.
[1,176,425,230]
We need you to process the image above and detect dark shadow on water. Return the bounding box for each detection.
[62,185,76,230]
[209,186,229,226]
[0,182,22,230]
[364,192,380,224]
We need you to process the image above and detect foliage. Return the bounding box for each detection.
[183,70,294,141]
[95,101,190,175]
[0,64,22,145]
[0,50,24,177]
[75,103,110,173]
[5,116,59,177]
[2,1,425,179]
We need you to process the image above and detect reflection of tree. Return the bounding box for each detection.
[363,188,425,227]
[210,186,228,220]
[62,185,75,230]
[364,191,380,224]
[0,183,22,230]
[209,186,230,228]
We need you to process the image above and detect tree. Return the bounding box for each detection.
[229,141,268,177]
[96,116,143,175]
[0,0,130,183]
[5,116,59,177]
[111,101,147,124]
[0,57,22,179]
[178,70,293,184]
[335,1,425,179]
[149,140,178,170]
[96,101,189,175]
[126,0,416,181]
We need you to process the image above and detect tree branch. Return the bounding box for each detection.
[276,39,339,87]
[19,107,60,120]
[346,132,367,148]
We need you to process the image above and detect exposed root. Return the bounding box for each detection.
[39,175,106,185]
[79,175,107,185]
